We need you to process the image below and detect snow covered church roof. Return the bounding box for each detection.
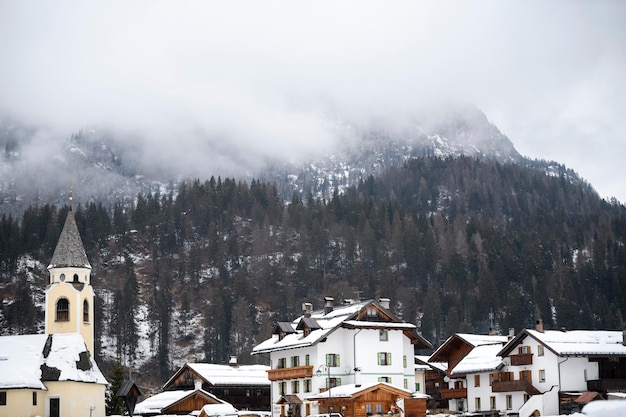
[0,333,107,389]
[48,209,91,270]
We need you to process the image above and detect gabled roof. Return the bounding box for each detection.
[306,382,412,400]
[296,317,321,331]
[415,355,447,373]
[48,209,91,270]
[163,363,270,390]
[429,333,507,363]
[135,388,226,415]
[253,299,431,354]
[0,333,107,389]
[450,343,504,376]
[498,329,626,357]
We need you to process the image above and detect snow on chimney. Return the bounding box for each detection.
[324,297,334,314]
[229,356,238,366]
[536,319,544,333]
[508,328,515,340]
[302,302,313,317]
[378,298,390,310]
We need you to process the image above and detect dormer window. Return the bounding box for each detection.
[56,298,69,321]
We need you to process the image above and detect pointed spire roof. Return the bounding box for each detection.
[48,209,91,269]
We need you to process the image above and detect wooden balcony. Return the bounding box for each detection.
[439,388,467,399]
[587,379,626,392]
[510,353,533,366]
[267,365,314,381]
[492,380,540,395]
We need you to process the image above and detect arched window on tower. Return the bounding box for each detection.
[56,298,69,321]
[83,299,89,323]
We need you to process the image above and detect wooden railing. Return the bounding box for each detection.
[510,353,533,366]
[587,379,626,392]
[492,380,540,395]
[439,388,467,399]
[267,365,314,381]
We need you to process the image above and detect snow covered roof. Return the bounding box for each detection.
[165,363,270,388]
[135,389,227,415]
[455,333,508,346]
[429,333,507,365]
[415,355,447,373]
[47,210,91,270]
[499,329,626,357]
[306,382,413,400]
[199,402,239,416]
[0,333,107,389]
[450,343,504,376]
[252,299,430,354]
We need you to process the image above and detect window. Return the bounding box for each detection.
[246,389,251,397]
[83,299,89,323]
[327,378,341,388]
[378,352,392,366]
[184,371,194,385]
[520,370,532,383]
[456,400,464,412]
[506,395,512,410]
[376,404,383,414]
[403,355,407,368]
[305,354,310,366]
[326,353,340,367]
[33,391,37,406]
[292,381,300,393]
[56,298,69,321]
[454,380,464,389]
[0,391,5,405]
[524,394,530,403]
[378,376,391,383]
[256,389,262,396]
[519,346,530,354]
[539,369,546,383]
[366,404,373,414]
[277,358,286,369]
[291,355,300,367]
[490,396,496,410]
[73,273,79,282]
[59,273,66,282]
[538,345,545,356]
[404,379,408,389]
[279,382,286,395]
[379,330,388,341]
[367,307,377,317]
[304,379,312,393]
[475,397,481,411]
[474,374,480,387]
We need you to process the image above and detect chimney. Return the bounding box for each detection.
[378,298,390,310]
[302,302,313,317]
[324,297,334,314]
[194,378,203,390]
[508,328,515,340]
[229,355,238,367]
[535,319,544,333]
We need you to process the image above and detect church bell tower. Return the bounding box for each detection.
[45,208,95,355]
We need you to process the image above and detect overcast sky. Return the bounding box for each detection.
[1,1,625,201]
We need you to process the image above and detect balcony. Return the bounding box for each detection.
[587,379,626,392]
[439,388,467,399]
[510,353,533,366]
[267,365,314,381]
[492,380,540,395]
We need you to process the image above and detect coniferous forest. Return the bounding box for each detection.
[1,156,626,388]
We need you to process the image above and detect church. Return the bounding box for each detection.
[0,208,108,417]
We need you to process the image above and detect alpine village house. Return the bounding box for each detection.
[252,297,433,417]
[0,208,108,417]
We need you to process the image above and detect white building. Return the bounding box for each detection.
[496,324,626,417]
[252,297,431,417]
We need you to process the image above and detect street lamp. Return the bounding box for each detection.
[316,364,332,414]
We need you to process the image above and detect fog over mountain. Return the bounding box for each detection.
[1,1,625,202]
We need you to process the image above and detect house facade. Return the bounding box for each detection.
[252,297,431,417]
[163,361,271,410]
[428,333,508,415]
[496,324,626,416]
[0,209,108,417]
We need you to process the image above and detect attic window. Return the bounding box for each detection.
[366,307,377,318]
[56,298,69,322]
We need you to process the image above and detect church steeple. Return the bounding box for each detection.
[45,208,95,354]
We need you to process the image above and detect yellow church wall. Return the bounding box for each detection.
[0,389,44,417]
[45,282,95,354]
[45,381,106,417]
